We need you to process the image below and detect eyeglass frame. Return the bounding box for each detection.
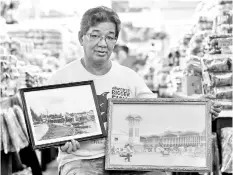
[85,33,117,44]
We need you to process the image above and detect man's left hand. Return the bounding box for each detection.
[210,102,222,120]
[201,94,222,120]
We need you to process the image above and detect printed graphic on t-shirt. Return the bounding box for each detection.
[91,92,109,146]
[91,88,130,146]
[97,92,109,123]
[112,86,130,98]
[96,87,130,123]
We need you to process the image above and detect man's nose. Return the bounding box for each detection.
[97,36,108,46]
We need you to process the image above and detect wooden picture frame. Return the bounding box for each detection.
[20,81,106,149]
[105,98,212,173]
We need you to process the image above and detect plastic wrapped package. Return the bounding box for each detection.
[208,38,222,54]
[0,107,29,154]
[184,62,202,76]
[218,37,232,54]
[210,73,232,87]
[215,86,233,99]
[1,111,9,153]
[220,127,233,173]
[13,105,29,139]
[5,108,29,152]
[208,34,233,40]
[1,110,14,154]
[216,100,232,110]
[216,100,232,119]
[188,55,201,63]
[216,90,232,99]
[209,35,232,46]
[203,54,232,61]
[204,57,232,72]
[218,0,233,10]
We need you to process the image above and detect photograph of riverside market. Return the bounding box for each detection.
[31,109,97,141]
[23,85,100,143]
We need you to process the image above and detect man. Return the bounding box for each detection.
[47,6,221,175]
[124,144,133,162]
[113,45,129,64]
[112,44,137,70]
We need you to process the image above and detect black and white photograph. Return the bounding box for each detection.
[1,0,229,174]
[19,81,106,149]
[105,98,212,172]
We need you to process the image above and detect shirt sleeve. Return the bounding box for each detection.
[46,74,58,85]
[45,70,64,86]
[133,72,157,98]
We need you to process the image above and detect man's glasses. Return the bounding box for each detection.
[86,33,117,44]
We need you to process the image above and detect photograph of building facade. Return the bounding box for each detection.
[111,113,205,153]
[141,131,206,150]
[110,112,207,167]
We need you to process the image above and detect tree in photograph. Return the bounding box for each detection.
[30,108,42,123]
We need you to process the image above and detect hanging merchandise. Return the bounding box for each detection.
[203,56,232,73]
[170,66,184,93]
[206,35,232,55]
[0,101,29,155]
[0,55,21,98]
[209,72,232,87]
[6,26,64,57]
[0,95,37,175]
[200,4,232,105]
[0,45,7,54]
[170,1,232,174]
[1,107,29,154]
[0,37,22,56]
[0,0,20,24]
[202,62,233,116]
[214,0,233,35]
[0,32,52,174]
[201,35,233,118]
[220,127,233,174]
[178,30,212,96]
[184,55,202,77]
[181,55,203,96]
[197,1,233,171]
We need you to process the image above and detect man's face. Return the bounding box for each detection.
[79,22,116,64]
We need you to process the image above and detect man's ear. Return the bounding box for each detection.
[78,32,83,46]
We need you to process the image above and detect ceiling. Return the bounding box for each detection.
[114,0,201,46]
[18,0,202,46]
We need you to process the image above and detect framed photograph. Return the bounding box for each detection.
[20,81,106,149]
[105,98,212,173]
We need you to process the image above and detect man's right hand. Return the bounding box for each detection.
[60,139,80,154]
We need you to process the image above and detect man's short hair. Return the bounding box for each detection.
[80,6,121,39]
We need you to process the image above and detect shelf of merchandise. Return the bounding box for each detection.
[173,0,232,174]
[199,0,232,174]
